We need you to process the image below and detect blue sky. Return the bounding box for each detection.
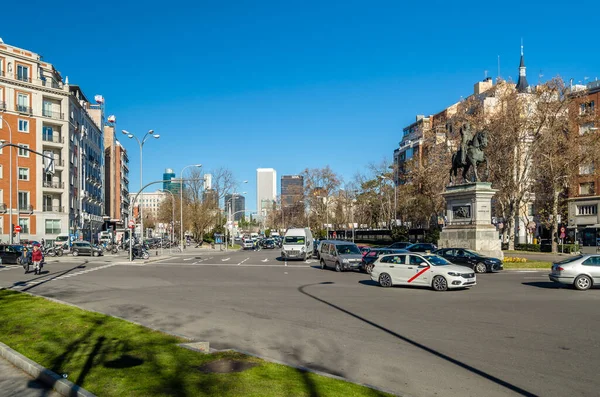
[2,0,598,211]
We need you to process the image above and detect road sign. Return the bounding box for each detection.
[14,225,22,233]
[560,226,566,233]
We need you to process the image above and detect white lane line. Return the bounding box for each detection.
[221,258,231,262]
[237,258,249,266]
[192,262,198,265]
[183,257,194,261]
[0,265,21,272]
[53,264,117,281]
[261,258,269,262]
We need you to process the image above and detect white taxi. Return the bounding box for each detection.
[371,252,476,291]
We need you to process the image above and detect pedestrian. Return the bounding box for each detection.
[41,238,45,247]
[31,243,44,275]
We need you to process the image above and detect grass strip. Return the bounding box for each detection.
[502,261,552,269]
[0,290,390,397]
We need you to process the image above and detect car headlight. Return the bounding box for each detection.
[447,272,461,276]
[342,259,349,264]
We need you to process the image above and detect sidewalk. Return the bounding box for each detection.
[0,356,60,397]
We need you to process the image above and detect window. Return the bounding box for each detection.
[18,144,29,157]
[45,219,61,234]
[17,65,29,82]
[17,93,29,112]
[18,218,29,234]
[0,165,2,179]
[18,119,29,132]
[579,182,595,196]
[18,167,29,181]
[43,126,53,141]
[577,205,597,216]
[582,256,600,266]
[528,204,535,217]
[580,101,595,115]
[409,255,425,265]
[579,163,595,175]
[18,191,29,210]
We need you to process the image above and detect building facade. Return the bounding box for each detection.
[257,168,276,216]
[162,168,181,194]
[0,40,70,243]
[225,193,246,221]
[281,175,304,207]
[104,124,129,230]
[129,191,165,221]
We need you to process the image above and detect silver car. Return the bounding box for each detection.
[549,254,600,290]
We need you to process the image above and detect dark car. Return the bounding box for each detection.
[434,248,503,273]
[0,244,25,264]
[263,239,276,249]
[71,241,103,257]
[405,243,438,253]
[387,241,411,249]
[361,248,408,273]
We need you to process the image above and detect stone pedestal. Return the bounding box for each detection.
[438,182,503,259]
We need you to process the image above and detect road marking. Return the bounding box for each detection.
[261,258,269,262]
[238,258,249,266]
[183,257,194,261]
[53,264,117,280]
[221,258,231,262]
[0,265,21,272]
[192,261,198,265]
[152,263,310,268]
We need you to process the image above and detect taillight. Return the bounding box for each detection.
[555,266,564,272]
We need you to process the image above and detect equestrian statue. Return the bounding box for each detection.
[449,122,489,184]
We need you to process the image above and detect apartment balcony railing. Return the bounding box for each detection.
[0,203,7,213]
[0,101,6,111]
[16,75,32,83]
[16,104,33,114]
[42,109,64,120]
[43,181,65,189]
[19,205,34,213]
[0,71,4,77]
[42,79,61,89]
[54,158,65,167]
[42,135,65,144]
[43,205,64,212]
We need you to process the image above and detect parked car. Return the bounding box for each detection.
[281,228,314,261]
[405,243,438,253]
[358,246,371,257]
[0,244,24,264]
[387,241,411,249]
[371,252,476,291]
[319,240,363,272]
[434,248,503,273]
[361,248,408,273]
[549,254,600,290]
[243,239,255,250]
[71,241,104,257]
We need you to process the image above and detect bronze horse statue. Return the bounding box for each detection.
[450,130,489,184]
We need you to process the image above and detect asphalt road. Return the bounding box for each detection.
[1,248,598,397]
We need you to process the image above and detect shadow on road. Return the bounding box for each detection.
[522,281,565,289]
[298,281,537,397]
[9,261,89,292]
[358,280,379,287]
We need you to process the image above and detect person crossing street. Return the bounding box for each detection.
[31,244,44,275]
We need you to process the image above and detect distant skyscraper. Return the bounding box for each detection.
[225,194,246,221]
[163,168,182,194]
[281,175,304,207]
[203,173,212,190]
[203,189,218,206]
[257,168,277,215]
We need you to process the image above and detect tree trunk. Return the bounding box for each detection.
[551,188,560,254]
[507,201,517,251]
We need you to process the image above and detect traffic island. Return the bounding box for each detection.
[0,290,392,397]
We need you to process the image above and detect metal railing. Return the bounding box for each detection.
[16,105,33,114]
[42,109,64,120]
[0,203,6,213]
[42,80,61,89]
[16,75,32,83]
[43,181,65,189]
[43,205,64,212]
[0,101,6,111]
[18,204,34,213]
[42,135,64,144]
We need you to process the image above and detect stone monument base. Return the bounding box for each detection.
[438,182,503,260]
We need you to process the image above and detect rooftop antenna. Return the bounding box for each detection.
[497,55,501,81]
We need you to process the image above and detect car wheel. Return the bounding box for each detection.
[320,260,326,269]
[574,275,592,291]
[56,249,63,257]
[432,275,448,291]
[366,264,374,274]
[93,251,99,257]
[142,252,150,260]
[303,253,307,261]
[475,262,487,273]
[378,273,392,288]
[335,262,342,272]
[72,250,79,257]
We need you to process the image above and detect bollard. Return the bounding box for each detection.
[156,250,159,256]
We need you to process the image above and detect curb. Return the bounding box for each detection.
[0,341,96,397]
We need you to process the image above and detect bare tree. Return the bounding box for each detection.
[301,166,341,236]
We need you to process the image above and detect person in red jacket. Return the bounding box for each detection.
[31,244,44,275]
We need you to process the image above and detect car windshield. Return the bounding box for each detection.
[462,250,479,257]
[266,239,274,243]
[284,236,305,245]
[55,236,69,242]
[422,254,452,266]
[336,245,361,255]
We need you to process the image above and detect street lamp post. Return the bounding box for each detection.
[122,129,160,243]
[0,119,14,243]
[179,164,202,251]
[158,189,175,252]
[226,183,247,247]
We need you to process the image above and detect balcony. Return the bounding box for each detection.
[16,75,32,83]
[16,105,33,115]
[42,79,61,89]
[19,205,34,214]
[42,135,65,144]
[42,109,64,120]
[43,181,65,189]
[43,205,64,212]
[54,158,65,167]
[0,203,6,213]
[0,101,5,111]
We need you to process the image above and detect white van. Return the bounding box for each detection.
[281,228,313,261]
